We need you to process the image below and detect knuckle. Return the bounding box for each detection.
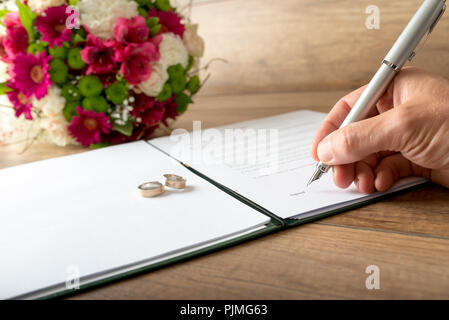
[391,107,418,151]
[393,107,415,132]
[338,125,356,155]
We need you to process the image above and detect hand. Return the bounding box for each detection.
[311,67,449,194]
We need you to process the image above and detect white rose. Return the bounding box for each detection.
[29,85,76,146]
[137,62,169,97]
[40,114,78,147]
[0,108,40,145]
[183,24,205,58]
[78,0,138,40]
[32,85,66,116]
[27,0,67,12]
[159,33,189,69]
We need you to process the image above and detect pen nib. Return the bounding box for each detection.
[306,163,330,187]
[306,171,320,187]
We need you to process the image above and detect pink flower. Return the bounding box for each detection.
[9,52,52,99]
[116,42,160,85]
[68,107,112,147]
[35,5,73,48]
[148,8,185,38]
[6,82,33,120]
[130,93,165,126]
[3,12,21,28]
[1,13,29,62]
[81,34,118,75]
[114,16,149,43]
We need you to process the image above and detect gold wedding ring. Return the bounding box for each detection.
[164,174,187,189]
[138,181,165,198]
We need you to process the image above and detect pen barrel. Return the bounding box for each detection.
[340,64,397,128]
[384,0,446,68]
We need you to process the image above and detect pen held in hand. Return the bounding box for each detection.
[307,0,446,187]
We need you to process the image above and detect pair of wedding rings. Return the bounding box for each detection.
[138,174,187,198]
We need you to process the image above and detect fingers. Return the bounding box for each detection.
[333,164,355,189]
[311,86,367,161]
[333,153,431,194]
[332,154,379,193]
[374,153,431,192]
[316,109,399,166]
[355,161,376,194]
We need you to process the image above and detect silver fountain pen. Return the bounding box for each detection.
[307,0,446,187]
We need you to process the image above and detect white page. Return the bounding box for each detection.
[151,110,426,220]
[0,141,269,299]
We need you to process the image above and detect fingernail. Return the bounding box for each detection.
[317,137,333,163]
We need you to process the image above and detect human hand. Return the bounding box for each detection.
[311,67,449,194]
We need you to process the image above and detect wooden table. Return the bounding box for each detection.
[1,0,449,299]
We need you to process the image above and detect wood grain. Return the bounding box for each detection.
[188,0,449,96]
[70,224,449,299]
[319,184,449,239]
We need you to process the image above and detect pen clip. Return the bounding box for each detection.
[408,4,446,61]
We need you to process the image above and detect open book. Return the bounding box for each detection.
[0,111,426,299]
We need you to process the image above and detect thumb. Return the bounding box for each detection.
[317,109,400,165]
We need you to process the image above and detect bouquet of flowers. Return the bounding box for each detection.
[0,0,205,147]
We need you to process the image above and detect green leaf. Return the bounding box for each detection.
[137,6,148,17]
[167,64,185,79]
[113,121,133,137]
[187,75,201,95]
[185,55,195,73]
[150,24,161,37]
[69,0,79,5]
[146,17,159,28]
[135,0,151,6]
[156,83,172,102]
[175,92,193,114]
[0,9,11,19]
[0,82,12,95]
[28,43,46,55]
[49,44,69,59]
[90,142,110,149]
[170,76,186,94]
[16,0,36,43]
[63,101,79,122]
[155,0,172,12]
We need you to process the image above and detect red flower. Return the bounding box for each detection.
[35,5,73,48]
[115,42,160,85]
[81,34,118,75]
[114,16,149,43]
[101,125,158,145]
[2,13,28,62]
[68,107,112,147]
[162,96,179,125]
[6,82,33,120]
[148,8,185,38]
[9,52,52,100]
[130,93,165,126]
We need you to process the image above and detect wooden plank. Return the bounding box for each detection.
[69,224,449,299]
[319,184,449,239]
[187,0,449,96]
